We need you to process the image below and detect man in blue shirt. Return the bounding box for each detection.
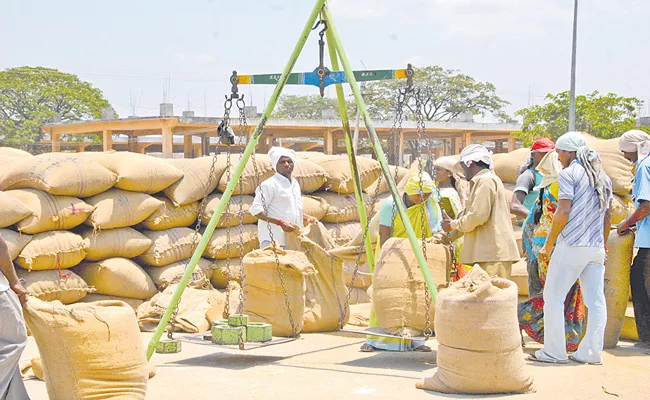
[617,130,650,349]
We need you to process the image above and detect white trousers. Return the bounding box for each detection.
[537,243,607,363]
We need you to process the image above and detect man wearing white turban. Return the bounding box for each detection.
[617,129,650,349]
[249,147,318,249]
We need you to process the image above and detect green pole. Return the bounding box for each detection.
[324,29,376,272]
[321,4,438,300]
[146,0,328,361]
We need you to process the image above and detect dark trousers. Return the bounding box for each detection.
[631,248,650,343]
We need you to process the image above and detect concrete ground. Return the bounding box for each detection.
[22,331,649,399]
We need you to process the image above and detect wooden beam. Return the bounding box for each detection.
[102,130,113,152]
[324,130,334,155]
[161,124,173,158]
[200,133,209,156]
[184,135,193,158]
[51,132,61,153]
[463,131,473,147]
[451,137,460,155]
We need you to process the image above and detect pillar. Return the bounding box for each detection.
[102,130,113,152]
[127,133,138,153]
[324,131,334,155]
[495,140,504,153]
[183,135,193,158]
[51,132,61,153]
[161,125,173,158]
[200,133,209,156]
[508,136,517,152]
[451,137,460,155]
[463,131,472,148]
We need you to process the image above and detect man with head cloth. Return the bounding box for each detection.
[617,129,650,349]
[249,147,318,249]
[441,144,520,279]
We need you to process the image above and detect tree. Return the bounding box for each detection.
[274,94,353,119]
[0,66,113,150]
[514,91,649,145]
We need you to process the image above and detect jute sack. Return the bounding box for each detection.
[347,303,372,327]
[78,294,144,311]
[201,193,257,227]
[242,247,316,337]
[0,191,33,228]
[141,197,199,231]
[205,283,242,325]
[78,151,184,193]
[584,134,634,196]
[417,267,534,394]
[302,195,329,221]
[204,225,259,259]
[0,147,32,158]
[610,194,635,225]
[16,231,87,271]
[373,237,451,336]
[84,189,163,229]
[17,269,91,304]
[510,259,528,297]
[163,156,227,205]
[323,221,362,247]
[604,230,635,349]
[145,258,214,290]
[343,261,372,288]
[23,298,149,400]
[319,192,371,223]
[0,229,32,260]
[78,226,152,261]
[514,229,524,258]
[318,155,382,194]
[292,158,329,193]
[211,258,243,289]
[0,153,117,197]
[217,154,275,195]
[301,222,336,250]
[137,227,200,267]
[492,148,531,184]
[348,286,371,304]
[295,151,330,160]
[364,166,410,195]
[7,189,94,234]
[287,232,349,332]
[74,258,158,300]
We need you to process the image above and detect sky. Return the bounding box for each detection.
[2,0,649,122]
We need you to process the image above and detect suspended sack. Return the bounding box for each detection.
[0,228,32,260]
[7,189,94,234]
[204,225,259,259]
[24,297,149,400]
[292,158,329,193]
[417,267,534,394]
[75,258,158,300]
[302,195,329,221]
[79,226,153,261]
[610,194,635,225]
[318,155,382,194]
[0,153,118,197]
[319,192,371,223]
[137,227,200,267]
[201,193,257,227]
[210,258,243,289]
[16,231,87,271]
[84,189,163,229]
[603,230,635,349]
[163,156,227,206]
[364,166,410,195]
[217,154,275,195]
[584,134,634,196]
[145,258,214,290]
[0,191,34,228]
[242,247,316,337]
[323,221,362,247]
[17,269,91,304]
[78,293,144,311]
[140,197,199,231]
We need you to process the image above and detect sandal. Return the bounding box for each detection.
[360,343,376,353]
[413,345,432,353]
[569,355,602,365]
[527,353,568,364]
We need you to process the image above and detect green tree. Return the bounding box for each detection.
[0,66,113,150]
[274,94,354,119]
[514,91,649,145]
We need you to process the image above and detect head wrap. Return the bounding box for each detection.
[268,147,296,172]
[432,156,467,207]
[619,129,650,161]
[404,172,435,196]
[534,150,563,190]
[576,147,611,212]
[459,144,494,169]
[555,131,587,152]
[531,138,556,153]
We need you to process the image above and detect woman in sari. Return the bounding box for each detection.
[518,150,585,350]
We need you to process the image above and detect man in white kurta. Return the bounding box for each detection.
[250,147,318,249]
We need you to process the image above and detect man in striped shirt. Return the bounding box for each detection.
[531,132,613,365]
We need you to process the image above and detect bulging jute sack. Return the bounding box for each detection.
[84,189,163,229]
[17,269,91,304]
[145,258,214,290]
[317,155,382,194]
[343,261,372,289]
[0,153,117,197]
[492,148,531,184]
[201,194,257,227]
[7,189,94,234]
[292,158,329,193]
[0,191,33,228]
[585,134,634,196]
[204,225,259,259]
[17,231,87,271]
[347,286,372,304]
[242,247,316,337]
[137,227,200,267]
[323,221,362,247]
[417,267,534,394]
[510,259,528,297]
[0,228,32,260]
[140,197,199,231]
[319,192,371,223]
[78,226,153,261]
[610,194,635,225]
[163,156,227,205]
[217,154,275,195]
[74,258,158,300]
[23,297,149,400]
[604,230,635,349]
[210,258,243,289]
[301,222,336,250]
[302,195,329,221]
[373,237,451,336]
[364,166,410,195]
[0,147,32,158]
[78,293,144,311]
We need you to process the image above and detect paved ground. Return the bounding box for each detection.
[22,331,649,399]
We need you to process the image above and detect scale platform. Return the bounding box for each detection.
[177,332,298,351]
[339,328,428,341]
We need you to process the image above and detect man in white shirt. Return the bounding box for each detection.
[250,147,318,249]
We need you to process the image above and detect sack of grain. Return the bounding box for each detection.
[585,134,634,196]
[301,222,336,250]
[137,227,200,267]
[23,297,149,400]
[205,283,242,325]
[364,166,410,195]
[242,247,316,337]
[201,193,257,227]
[0,191,34,228]
[163,156,227,205]
[347,287,372,304]
[323,221,362,247]
[604,230,635,348]
[343,262,372,288]
[0,147,32,158]
[78,293,144,311]
[492,148,531,184]
[141,197,199,231]
[0,153,118,197]
[347,303,372,327]
[510,259,528,297]
[319,192,371,223]
[17,269,91,304]
[0,229,32,260]
[295,151,330,160]
[217,154,275,195]
[7,189,94,234]
[79,226,152,261]
[17,231,87,271]
[610,194,635,225]
[417,267,534,394]
[302,195,329,221]
[204,225,259,259]
[145,258,214,290]
[74,258,157,300]
[317,155,382,194]
[85,189,163,229]
[373,237,451,336]
[292,158,329,193]
[210,258,243,289]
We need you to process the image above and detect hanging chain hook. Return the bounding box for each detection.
[312,20,329,97]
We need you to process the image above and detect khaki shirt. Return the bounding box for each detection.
[453,169,520,264]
